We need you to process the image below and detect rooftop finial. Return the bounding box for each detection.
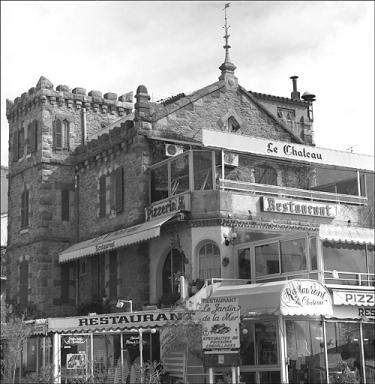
[223,3,231,64]
[219,3,237,84]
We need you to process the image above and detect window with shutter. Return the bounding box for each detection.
[61,190,70,221]
[55,120,62,149]
[18,128,24,159]
[13,132,19,162]
[63,120,69,149]
[115,167,124,213]
[60,264,70,303]
[21,190,29,228]
[19,260,29,307]
[31,121,37,152]
[109,250,117,299]
[99,176,106,217]
[110,172,116,213]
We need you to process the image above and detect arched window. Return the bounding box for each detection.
[254,164,277,186]
[53,118,70,150]
[198,241,221,280]
[162,248,185,295]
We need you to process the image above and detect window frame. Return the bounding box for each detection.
[53,117,70,150]
[235,234,318,283]
[61,189,70,222]
[196,240,221,280]
[21,188,30,229]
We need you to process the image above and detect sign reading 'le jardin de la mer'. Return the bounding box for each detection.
[145,194,191,221]
[201,297,240,350]
[261,196,336,218]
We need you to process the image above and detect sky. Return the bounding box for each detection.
[1,1,374,167]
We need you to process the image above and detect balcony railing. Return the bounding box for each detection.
[324,270,375,287]
[219,179,367,205]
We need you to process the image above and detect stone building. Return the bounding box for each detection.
[5,39,374,384]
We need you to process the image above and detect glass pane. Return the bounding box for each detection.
[325,322,362,384]
[239,371,256,384]
[150,164,169,202]
[198,243,221,280]
[280,238,307,273]
[240,321,255,365]
[259,371,281,383]
[367,245,374,275]
[170,154,189,195]
[255,243,279,276]
[238,248,251,280]
[363,323,375,383]
[323,242,367,274]
[286,320,325,384]
[255,321,278,365]
[193,151,213,191]
[310,237,318,270]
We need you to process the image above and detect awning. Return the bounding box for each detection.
[48,309,185,333]
[320,224,374,245]
[210,279,333,317]
[59,214,177,263]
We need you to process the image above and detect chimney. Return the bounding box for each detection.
[290,76,300,100]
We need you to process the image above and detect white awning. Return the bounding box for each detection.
[59,214,177,263]
[320,224,374,245]
[210,279,333,317]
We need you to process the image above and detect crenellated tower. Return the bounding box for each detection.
[5,76,133,316]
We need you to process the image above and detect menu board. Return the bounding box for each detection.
[201,297,240,350]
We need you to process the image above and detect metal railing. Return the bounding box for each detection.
[324,270,375,287]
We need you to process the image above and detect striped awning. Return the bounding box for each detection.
[320,224,374,245]
[59,214,177,263]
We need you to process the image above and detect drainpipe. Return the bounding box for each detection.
[75,174,80,305]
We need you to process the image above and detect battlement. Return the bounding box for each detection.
[6,76,133,121]
[73,119,142,170]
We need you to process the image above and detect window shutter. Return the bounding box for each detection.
[61,264,70,303]
[99,176,106,217]
[61,190,70,221]
[110,172,116,213]
[21,190,29,228]
[63,120,69,149]
[13,132,19,162]
[27,123,32,154]
[115,167,124,213]
[31,121,37,152]
[55,120,62,149]
[109,250,117,299]
[19,260,29,307]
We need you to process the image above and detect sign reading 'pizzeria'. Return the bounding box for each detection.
[145,194,191,221]
[261,196,336,217]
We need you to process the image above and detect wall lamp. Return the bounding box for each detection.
[116,299,133,312]
[223,230,237,246]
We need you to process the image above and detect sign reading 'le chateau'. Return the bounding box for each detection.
[267,142,323,160]
[145,194,191,221]
[261,196,336,218]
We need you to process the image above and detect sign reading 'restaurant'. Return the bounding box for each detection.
[261,196,336,218]
[280,280,333,316]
